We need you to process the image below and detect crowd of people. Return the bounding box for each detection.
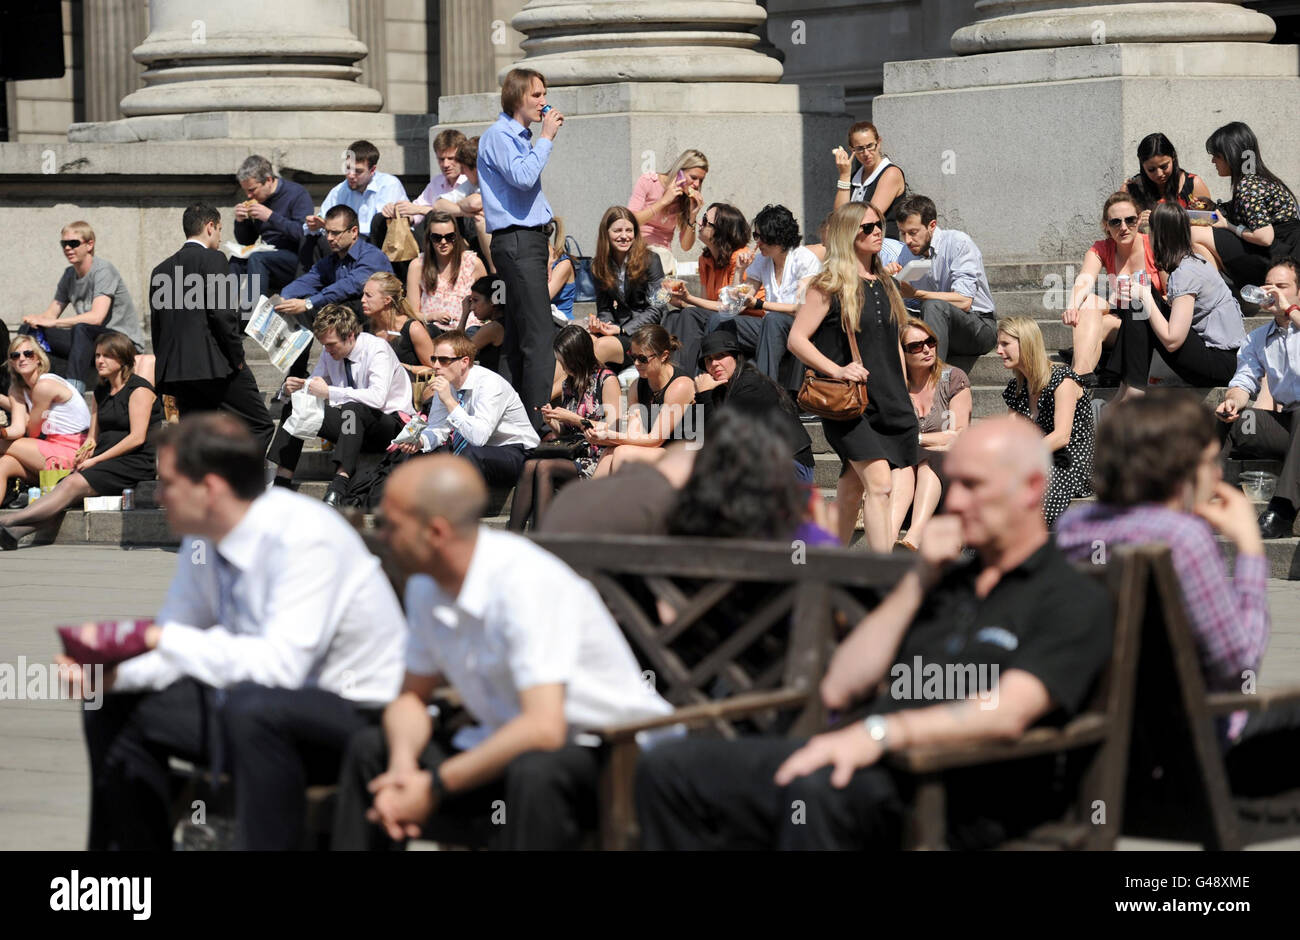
[8,65,1300,851]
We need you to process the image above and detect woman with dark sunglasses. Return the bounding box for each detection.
[889,317,970,550]
[406,209,487,331]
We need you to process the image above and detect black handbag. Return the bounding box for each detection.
[565,235,597,303]
[528,432,588,460]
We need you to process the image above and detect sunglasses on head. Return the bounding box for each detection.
[904,337,938,355]
[1106,215,1140,230]
[431,354,465,365]
[60,239,84,250]
[427,232,458,244]
[859,221,882,236]
[9,348,37,361]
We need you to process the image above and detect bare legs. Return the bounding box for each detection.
[836,458,893,551]
[1068,294,1121,376]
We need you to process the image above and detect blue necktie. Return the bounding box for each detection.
[447,389,469,455]
[207,548,239,789]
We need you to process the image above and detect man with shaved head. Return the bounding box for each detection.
[635,416,1114,850]
[332,455,671,849]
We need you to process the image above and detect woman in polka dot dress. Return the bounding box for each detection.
[996,316,1095,526]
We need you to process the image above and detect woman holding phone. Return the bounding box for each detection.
[627,149,709,275]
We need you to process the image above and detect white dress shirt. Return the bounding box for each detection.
[113,489,406,707]
[404,528,672,743]
[311,330,413,416]
[418,364,540,452]
[912,227,997,315]
[316,171,408,236]
[1229,318,1300,409]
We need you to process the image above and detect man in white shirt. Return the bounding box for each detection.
[66,414,405,850]
[895,194,998,361]
[403,330,539,488]
[1217,259,1300,538]
[331,455,671,849]
[301,139,407,268]
[267,304,413,505]
[380,128,466,230]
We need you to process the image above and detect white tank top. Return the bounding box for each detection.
[23,373,91,436]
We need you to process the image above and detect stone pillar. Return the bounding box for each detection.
[84,0,149,123]
[349,0,388,103]
[871,1,1298,261]
[119,0,382,115]
[441,0,497,96]
[508,0,784,84]
[952,1,1274,52]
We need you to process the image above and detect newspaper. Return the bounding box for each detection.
[221,236,279,260]
[244,294,314,374]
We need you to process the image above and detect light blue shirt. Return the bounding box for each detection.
[1229,318,1300,409]
[315,170,407,236]
[477,112,554,232]
[911,227,996,315]
[881,237,921,312]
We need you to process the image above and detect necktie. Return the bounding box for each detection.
[208,548,240,789]
[343,357,356,388]
[447,389,469,455]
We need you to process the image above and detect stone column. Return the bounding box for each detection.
[119,0,382,115]
[508,0,784,85]
[441,0,497,96]
[349,0,387,102]
[84,0,149,123]
[952,0,1274,53]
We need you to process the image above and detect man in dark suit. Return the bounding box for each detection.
[149,203,275,455]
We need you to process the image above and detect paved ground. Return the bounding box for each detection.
[2,544,1299,851]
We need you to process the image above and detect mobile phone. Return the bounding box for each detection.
[676,170,688,187]
[581,419,594,430]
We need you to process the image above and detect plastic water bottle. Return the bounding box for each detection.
[27,486,41,506]
[1240,284,1275,308]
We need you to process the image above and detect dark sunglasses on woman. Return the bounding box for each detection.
[1106,215,1139,230]
[859,221,881,236]
[427,232,458,244]
[904,337,938,355]
[9,349,37,361]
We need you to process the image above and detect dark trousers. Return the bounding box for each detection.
[491,228,555,432]
[705,310,764,357]
[755,311,802,392]
[919,298,997,362]
[1222,407,1300,511]
[268,399,403,476]
[83,678,373,850]
[229,248,302,309]
[332,724,600,850]
[1212,227,1273,290]
[166,368,275,457]
[1224,701,1300,797]
[662,306,712,376]
[1112,312,1238,389]
[23,321,111,387]
[450,441,529,488]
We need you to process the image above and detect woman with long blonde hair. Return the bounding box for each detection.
[361,271,436,378]
[997,316,1096,525]
[627,148,709,274]
[788,201,918,550]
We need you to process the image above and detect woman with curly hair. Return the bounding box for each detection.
[586,205,667,367]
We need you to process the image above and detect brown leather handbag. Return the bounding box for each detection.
[798,325,869,421]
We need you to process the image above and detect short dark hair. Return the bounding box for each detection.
[470,275,505,310]
[325,204,359,230]
[1268,258,1300,283]
[182,202,221,238]
[896,194,937,227]
[158,413,265,501]
[456,136,478,171]
[752,204,801,251]
[1092,391,1217,506]
[346,140,380,169]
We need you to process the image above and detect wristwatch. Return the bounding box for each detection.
[1235,223,1246,237]
[754,298,765,312]
[863,714,890,752]
[303,297,314,312]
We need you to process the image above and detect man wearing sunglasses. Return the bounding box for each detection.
[894,195,998,362]
[20,221,146,394]
[401,331,539,490]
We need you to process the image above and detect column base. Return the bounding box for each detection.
[68,111,433,145]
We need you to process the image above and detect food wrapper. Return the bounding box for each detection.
[389,414,428,450]
[718,283,756,316]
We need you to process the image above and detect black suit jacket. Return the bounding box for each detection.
[149,242,245,388]
[595,253,665,335]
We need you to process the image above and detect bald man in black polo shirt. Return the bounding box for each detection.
[635,416,1113,850]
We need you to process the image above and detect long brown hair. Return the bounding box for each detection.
[421,210,467,297]
[592,206,650,292]
[809,202,907,334]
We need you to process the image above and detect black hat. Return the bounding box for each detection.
[698,331,740,368]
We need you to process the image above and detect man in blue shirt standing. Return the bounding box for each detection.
[477,68,565,432]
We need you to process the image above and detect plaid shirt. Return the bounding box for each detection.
[1055,502,1270,740]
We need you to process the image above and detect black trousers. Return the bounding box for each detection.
[83,678,375,850]
[1223,701,1300,797]
[1112,312,1238,388]
[165,368,275,457]
[1222,407,1300,511]
[1212,227,1274,289]
[228,248,302,309]
[22,321,112,387]
[268,400,403,476]
[491,228,555,432]
[453,441,529,488]
[331,725,600,850]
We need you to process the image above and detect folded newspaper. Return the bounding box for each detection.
[245,295,314,374]
[221,237,279,260]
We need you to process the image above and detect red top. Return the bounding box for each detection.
[1089,234,1165,294]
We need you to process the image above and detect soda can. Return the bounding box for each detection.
[121,488,134,511]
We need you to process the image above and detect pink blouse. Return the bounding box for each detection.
[418,250,481,329]
[627,172,683,249]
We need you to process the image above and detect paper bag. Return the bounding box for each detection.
[383,216,420,263]
[282,389,326,441]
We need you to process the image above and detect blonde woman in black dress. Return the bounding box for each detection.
[789,202,918,549]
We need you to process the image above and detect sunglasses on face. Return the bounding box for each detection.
[859,221,882,236]
[631,354,653,365]
[60,239,84,250]
[9,349,37,361]
[701,217,716,229]
[904,337,938,355]
[1106,216,1140,230]
[431,354,465,366]
[427,232,458,244]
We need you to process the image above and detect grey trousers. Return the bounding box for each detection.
[919,298,997,361]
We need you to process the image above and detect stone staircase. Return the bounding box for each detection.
[7,260,1298,576]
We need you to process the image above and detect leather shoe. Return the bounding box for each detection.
[1257,508,1296,540]
[323,489,342,509]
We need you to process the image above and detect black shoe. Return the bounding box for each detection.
[0,525,26,551]
[271,475,297,491]
[1257,507,1296,539]
[322,489,343,509]
[1094,370,1122,389]
[1077,372,1099,388]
